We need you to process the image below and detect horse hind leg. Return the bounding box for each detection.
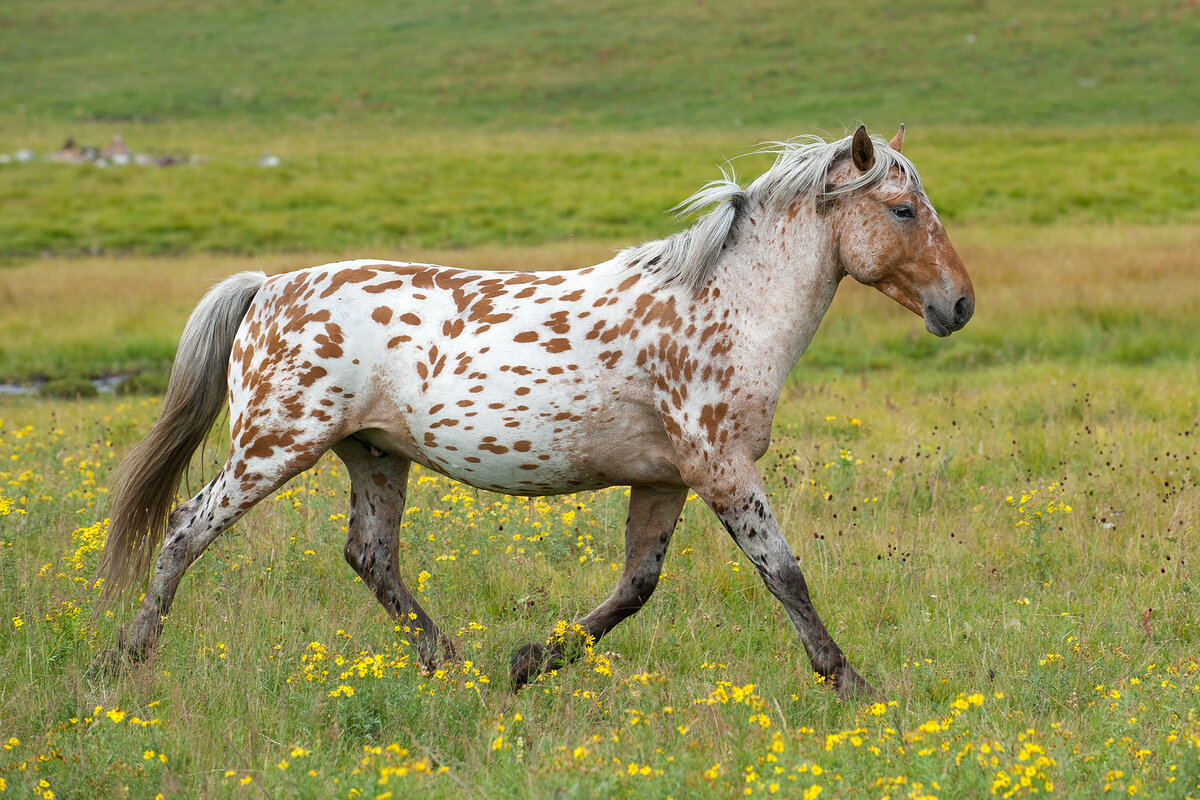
[333,438,455,670]
[101,447,323,671]
[510,485,687,689]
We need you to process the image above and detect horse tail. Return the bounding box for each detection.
[99,271,267,602]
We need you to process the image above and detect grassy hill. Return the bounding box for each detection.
[1,0,1196,129]
[1,0,1197,259]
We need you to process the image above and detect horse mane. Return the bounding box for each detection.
[621,131,924,291]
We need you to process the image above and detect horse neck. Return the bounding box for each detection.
[702,201,843,373]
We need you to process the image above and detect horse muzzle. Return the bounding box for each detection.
[924,294,974,337]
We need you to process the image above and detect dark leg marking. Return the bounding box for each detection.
[96,446,324,674]
[333,438,456,670]
[511,485,688,689]
[699,476,873,700]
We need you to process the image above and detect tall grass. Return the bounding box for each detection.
[2,224,1196,382]
[0,354,1195,797]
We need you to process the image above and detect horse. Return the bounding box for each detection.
[97,125,973,699]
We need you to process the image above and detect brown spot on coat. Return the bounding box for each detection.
[298,365,327,387]
[319,266,378,299]
[314,322,345,359]
[544,310,571,334]
[698,402,730,446]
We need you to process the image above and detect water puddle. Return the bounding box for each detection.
[0,376,128,396]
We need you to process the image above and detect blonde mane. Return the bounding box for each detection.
[622,131,923,290]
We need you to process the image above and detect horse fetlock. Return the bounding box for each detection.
[120,617,159,657]
[413,630,456,672]
[807,642,845,678]
[436,633,458,665]
[89,627,155,678]
[832,662,876,701]
[87,647,131,679]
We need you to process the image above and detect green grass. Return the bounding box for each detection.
[2,0,1196,129]
[0,357,1196,798]
[0,124,1198,259]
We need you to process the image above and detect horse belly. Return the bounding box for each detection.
[363,380,680,495]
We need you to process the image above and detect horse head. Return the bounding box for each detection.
[830,125,975,337]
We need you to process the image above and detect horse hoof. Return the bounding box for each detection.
[417,635,459,673]
[509,642,546,691]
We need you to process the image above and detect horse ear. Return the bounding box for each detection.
[888,123,905,153]
[851,125,875,172]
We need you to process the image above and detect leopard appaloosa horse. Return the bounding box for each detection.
[98,125,973,699]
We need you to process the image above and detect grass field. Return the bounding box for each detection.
[1,124,1198,262]
[2,0,1198,797]
[0,231,1197,798]
[1,323,1197,798]
[2,0,1196,128]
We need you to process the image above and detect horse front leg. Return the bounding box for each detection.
[510,485,688,689]
[688,462,873,700]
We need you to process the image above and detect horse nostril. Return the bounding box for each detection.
[953,296,973,327]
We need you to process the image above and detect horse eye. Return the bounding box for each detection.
[891,205,915,220]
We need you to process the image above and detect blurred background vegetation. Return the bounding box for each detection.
[0,0,1196,380]
[3,0,1195,128]
[0,0,1196,259]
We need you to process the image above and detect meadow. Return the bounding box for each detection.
[2,0,1199,797]
[0,228,1197,798]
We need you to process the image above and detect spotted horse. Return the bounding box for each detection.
[97,126,973,699]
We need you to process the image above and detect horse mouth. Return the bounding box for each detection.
[924,295,974,337]
[924,307,953,337]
